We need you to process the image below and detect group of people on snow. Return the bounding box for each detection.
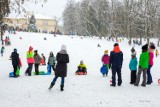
[9,40,158,91]
[129,43,156,87]
[100,42,156,87]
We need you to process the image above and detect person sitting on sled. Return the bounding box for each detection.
[75,60,87,75]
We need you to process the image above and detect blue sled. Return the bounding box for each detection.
[100,65,108,74]
[9,72,14,77]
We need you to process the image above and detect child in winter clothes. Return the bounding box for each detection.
[147,44,155,85]
[134,44,149,87]
[41,53,46,65]
[75,60,87,75]
[101,50,110,76]
[47,52,56,74]
[129,52,138,84]
[25,46,34,76]
[34,50,41,75]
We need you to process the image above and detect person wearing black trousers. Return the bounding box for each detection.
[109,43,123,87]
[34,50,41,75]
[10,48,20,78]
[129,52,138,84]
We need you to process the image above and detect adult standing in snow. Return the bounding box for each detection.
[34,50,41,75]
[134,44,149,87]
[146,44,155,85]
[109,43,123,87]
[47,52,56,74]
[25,46,34,76]
[49,45,69,91]
[10,48,20,78]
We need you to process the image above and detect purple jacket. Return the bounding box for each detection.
[102,55,110,64]
[149,52,154,65]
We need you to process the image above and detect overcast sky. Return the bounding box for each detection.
[23,0,81,18]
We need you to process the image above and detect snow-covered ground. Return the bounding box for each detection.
[0,32,160,107]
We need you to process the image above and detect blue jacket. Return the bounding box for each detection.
[109,51,123,68]
[129,58,138,71]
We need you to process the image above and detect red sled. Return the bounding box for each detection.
[75,72,87,75]
[19,58,22,67]
[40,59,45,65]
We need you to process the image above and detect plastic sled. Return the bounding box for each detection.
[9,72,20,77]
[33,71,51,75]
[9,72,14,77]
[100,65,108,74]
[75,72,87,75]
[45,72,51,75]
[33,71,45,75]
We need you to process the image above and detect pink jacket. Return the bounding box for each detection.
[27,58,34,64]
[149,52,154,65]
[102,55,110,64]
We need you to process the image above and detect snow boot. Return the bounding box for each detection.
[60,85,64,91]
[110,84,116,87]
[48,82,55,90]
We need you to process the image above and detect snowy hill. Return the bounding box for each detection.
[0,32,160,107]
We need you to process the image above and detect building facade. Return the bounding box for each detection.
[3,13,56,33]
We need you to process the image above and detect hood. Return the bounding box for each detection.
[112,46,121,53]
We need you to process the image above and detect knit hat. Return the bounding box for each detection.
[104,50,108,54]
[114,43,119,47]
[34,50,38,54]
[14,48,17,52]
[80,60,83,64]
[142,44,148,51]
[149,44,155,49]
[61,45,67,51]
[29,46,33,51]
[131,51,136,58]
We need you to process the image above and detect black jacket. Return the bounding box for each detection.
[55,52,69,77]
[11,52,19,66]
[109,51,123,68]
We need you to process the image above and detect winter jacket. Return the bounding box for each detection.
[48,56,56,66]
[78,64,87,69]
[26,51,34,63]
[139,51,149,69]
[129,58,138,71]
[102,54,110,64]
[55,51,69,77]
[34,54,41,64]
[109,47,123,68]
[11,52,19,66]
[149,52,154,65]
